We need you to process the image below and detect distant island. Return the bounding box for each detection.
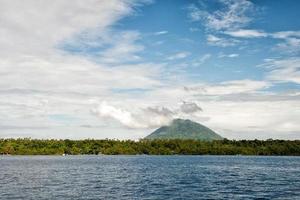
[145,118,223,141]
[0,119,299,156]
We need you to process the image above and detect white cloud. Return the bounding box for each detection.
[207,34,239,47]
[99,31,144,63]
[199,53,211,62]
[180,102,202,113]
[154,30,168,35]
[218,53,239,58]
[0,0,138,58]
[191,54,211,66]
[222,29,300,54]
[269,30,300,55]
[224,29,267,38]
[167,52,190,60]
[93,101,203,129]
[93,101,143,128]
[200,100,300,139]
[207,35,222,42]
[271,31,300,39]
[274,37,300,55]
[262,57,300,84]
[189,27,200,32]
[188,0,255,31]
[184,79,270,96]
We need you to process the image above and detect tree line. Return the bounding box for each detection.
[0,138,299,156]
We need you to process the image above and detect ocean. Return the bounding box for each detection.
[0,155,299,199]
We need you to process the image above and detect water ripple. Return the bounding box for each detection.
[0,155,299,199]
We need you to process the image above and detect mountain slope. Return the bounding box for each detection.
[145,118,222,141]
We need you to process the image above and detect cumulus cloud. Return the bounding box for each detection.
[93,102,172,129]
[93,101,143,128]
[93,101,203,129]
[180,102,202,113]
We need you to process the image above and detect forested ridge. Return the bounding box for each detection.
[0,138,299,156]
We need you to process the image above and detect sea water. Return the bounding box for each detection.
[0,155,299,199]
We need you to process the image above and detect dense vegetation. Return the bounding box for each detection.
[0,138,300,156]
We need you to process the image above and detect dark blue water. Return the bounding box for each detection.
[0,156,299,199]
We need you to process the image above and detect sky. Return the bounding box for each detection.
[0,0,300,140]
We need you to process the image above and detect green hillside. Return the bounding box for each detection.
[145,118,223,141]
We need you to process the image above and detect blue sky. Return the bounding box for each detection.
[0,0,300,139]
[63,0,300,84]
